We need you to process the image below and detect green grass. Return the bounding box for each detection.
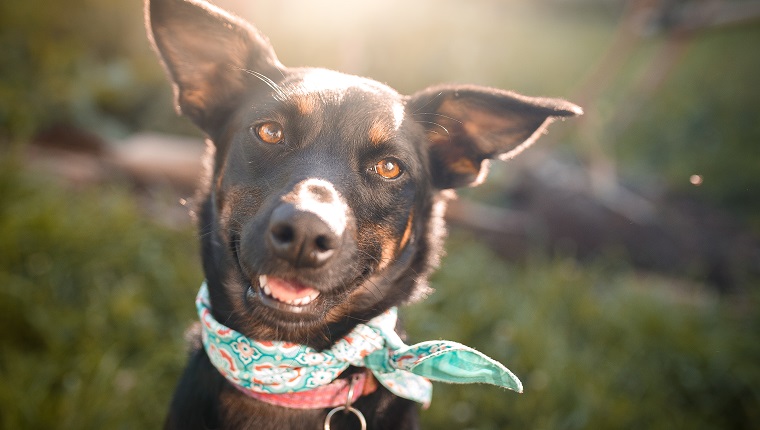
[1,161,758,429]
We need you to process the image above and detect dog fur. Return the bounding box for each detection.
[145,0,581,428]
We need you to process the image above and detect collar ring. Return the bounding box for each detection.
[324,377,367,430]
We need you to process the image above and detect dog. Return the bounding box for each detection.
[145,0,581,428]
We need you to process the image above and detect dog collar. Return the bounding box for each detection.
[197,282,522,409]
[242,369,377,410]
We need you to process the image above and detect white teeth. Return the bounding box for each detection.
[259,275,272,297]
[279,292,320,306]
[289,293,320,306]
[257,274,321,306]
[304,292,320,305]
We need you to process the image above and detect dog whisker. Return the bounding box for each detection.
[411,91,444,114]
[234,66,289,101]
[412,111,464,125]
[414,120,452,140]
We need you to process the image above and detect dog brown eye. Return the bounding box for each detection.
[256,122,284,144]
[373,158,403,180]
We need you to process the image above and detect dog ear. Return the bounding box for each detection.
[145,0,283,132]
[408,85,582,189]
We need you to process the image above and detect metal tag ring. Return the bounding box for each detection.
[324,405,367,430]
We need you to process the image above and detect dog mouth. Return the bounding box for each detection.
[232,232,371,321]
[232,235,333,316]
[257,275,321,308]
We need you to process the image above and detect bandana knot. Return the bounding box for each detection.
[197,282,522,408]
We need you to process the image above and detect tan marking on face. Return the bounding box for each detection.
[399,211,414,250]
[217,185,247,236]
[379,235,397,272]
[368,119,394,145]
[364,224,397,272]
[294,94,318,115]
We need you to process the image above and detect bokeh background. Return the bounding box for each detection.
[2,0,759,428]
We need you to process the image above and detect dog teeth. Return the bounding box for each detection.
[303,292,320,305]
[258,275,320,306]
[283,292,319,306]
[259,275,271,296]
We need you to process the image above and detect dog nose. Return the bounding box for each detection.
[267,203,341,268]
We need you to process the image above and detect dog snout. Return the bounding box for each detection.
[267,203,342,268]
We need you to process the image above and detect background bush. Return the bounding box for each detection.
[414,235,760,429]
[0,162,200,429]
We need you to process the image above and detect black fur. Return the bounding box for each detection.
[145,0,581,428]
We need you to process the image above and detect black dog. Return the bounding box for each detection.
[146,0,581,428]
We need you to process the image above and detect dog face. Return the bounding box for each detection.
[146,0,581,348]
[208,68,436,342]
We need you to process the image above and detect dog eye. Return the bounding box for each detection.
[371,158,403,180]
[254,122,284,144]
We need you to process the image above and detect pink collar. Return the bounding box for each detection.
[238,371,378,409]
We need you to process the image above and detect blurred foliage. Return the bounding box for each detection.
[0,159,201,429]
[0,0,196,141]
[412,234,760,429]
[1,162,758,428]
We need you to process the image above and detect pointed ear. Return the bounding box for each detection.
[145,0,283,131]
[408,85,582,189]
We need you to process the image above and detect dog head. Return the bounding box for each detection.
[146,0,581,349]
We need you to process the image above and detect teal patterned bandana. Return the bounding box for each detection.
[197,282,522,407]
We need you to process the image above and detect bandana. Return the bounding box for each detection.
[197,282,522,408]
